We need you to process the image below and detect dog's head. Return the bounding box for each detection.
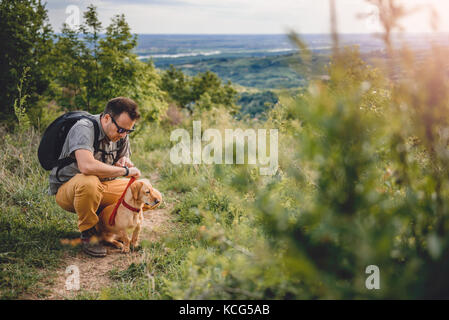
[130,179,163,210]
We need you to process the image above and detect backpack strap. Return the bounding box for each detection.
[56,117,100,183]
[55,157,77,182]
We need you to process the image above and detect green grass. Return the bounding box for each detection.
[0,122,210,299]
[0,128,80,299]
[88,223,202,300]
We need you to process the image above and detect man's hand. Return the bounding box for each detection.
[116,157,140,178]
[115,156,134,168]
[127,167,141,178]
[75,149,135,179]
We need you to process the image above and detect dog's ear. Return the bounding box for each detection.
[140,178,152,188]
[131,181,143,201]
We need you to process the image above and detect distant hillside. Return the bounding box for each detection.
[150,53,330,89]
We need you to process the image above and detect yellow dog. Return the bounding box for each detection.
[96,179,162,253]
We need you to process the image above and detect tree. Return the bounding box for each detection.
[160,65,192,107]
[78,4,103,112]
[0,0,53,123]
[97,13,139,106]
[49,6,167,122]
[191,70,222,102]
[51,23,87,110]
[160,66,239,113]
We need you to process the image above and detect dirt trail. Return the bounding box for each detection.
[47,206,172,299]
[26,174,174,300]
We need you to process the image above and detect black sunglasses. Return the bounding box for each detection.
[109,115,135,134]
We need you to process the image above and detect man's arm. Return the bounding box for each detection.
[75,149,140,178]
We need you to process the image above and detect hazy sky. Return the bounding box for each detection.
[45,0,449,34]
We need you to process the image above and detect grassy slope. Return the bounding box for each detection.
[0,129,80,299]
[0,104,298,299]
[0,125,189,299]
[0,116,227,299]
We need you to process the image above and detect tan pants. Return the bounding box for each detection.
[55,174,132,232]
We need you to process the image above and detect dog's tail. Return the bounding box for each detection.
[60,235,100,247]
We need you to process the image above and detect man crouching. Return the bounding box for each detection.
[49,97,142,257]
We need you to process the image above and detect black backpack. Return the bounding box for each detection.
[38,111,100,182]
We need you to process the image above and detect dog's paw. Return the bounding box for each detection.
[131,238,140,248]
[121,245,130,253]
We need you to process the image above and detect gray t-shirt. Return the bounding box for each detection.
[48,114,130,195]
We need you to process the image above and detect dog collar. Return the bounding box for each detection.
[122,199,141,213]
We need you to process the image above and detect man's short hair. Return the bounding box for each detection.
[104,97,141,120]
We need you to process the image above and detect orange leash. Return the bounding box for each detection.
[108,177,137,226]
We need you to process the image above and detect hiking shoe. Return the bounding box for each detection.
[81,237,107,257]
[80,227,107,258]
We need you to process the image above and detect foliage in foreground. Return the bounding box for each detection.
[105,39,449,299]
